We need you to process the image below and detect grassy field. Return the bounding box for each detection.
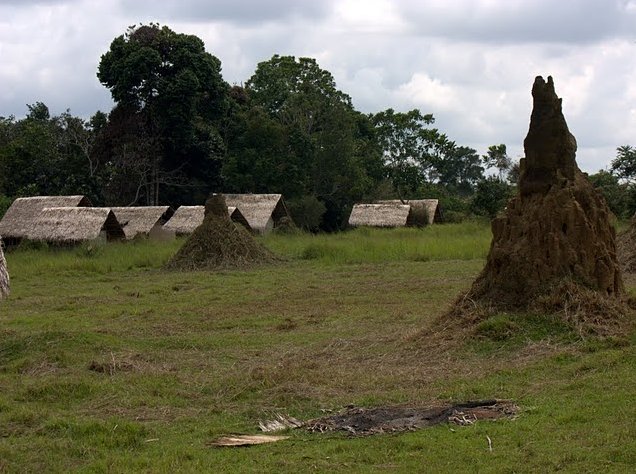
[1,223,635,473]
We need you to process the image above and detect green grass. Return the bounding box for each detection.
[264,221,492,263]
[0,225,635,473]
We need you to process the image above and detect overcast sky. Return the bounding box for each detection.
[1,0,636,172]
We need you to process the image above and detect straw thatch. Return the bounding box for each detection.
[24,207,125,244]
[377,199,441,224]
[110,206,174,239]
[0,195,92,244]
[224,194,291,234]
[0,239,9,300]
[348,203,413,228]
[164,205,252,235]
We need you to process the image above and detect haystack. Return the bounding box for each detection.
[0,239,9,300]
[449,76,628,336]
[165,194,276,271]
[0,195,91,245]
[348,203,413,228]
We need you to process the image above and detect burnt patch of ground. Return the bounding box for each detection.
[306,399,518,435]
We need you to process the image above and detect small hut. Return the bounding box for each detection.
[0,195,92,245]
[224,194,291,234]
[164,205,251,235]
[377,199,441,224]
[110,206,175,240]
[0,239,9,300]
[348,203,414,228]
[24,207,125,244]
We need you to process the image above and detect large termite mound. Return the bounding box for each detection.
[617,220,636,273]
[165,194,277,271]
[451,76,628,335]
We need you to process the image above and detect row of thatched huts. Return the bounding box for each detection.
[0,194,292,246]
[0,195,441,246]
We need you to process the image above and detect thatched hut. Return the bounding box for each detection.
[110,206,175,240]
[377,199,441,224]
[164,205,251,235]
[0,239,9,300]
[224,194,291,234]
[24,207,125,244]
[348,203,414,228]
[0,195,92,245]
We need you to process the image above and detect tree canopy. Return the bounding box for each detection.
[13,24,624,227]
[97,24,229,205]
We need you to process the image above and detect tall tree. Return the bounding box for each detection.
[434,145,484,195]
[482,144,511,179]
[243,55,381,229]
[97,24,229,205]
[371,108,452,200]
[610,145,636,184]
[0,103,105,203]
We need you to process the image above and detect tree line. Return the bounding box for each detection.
[0,24,632,230]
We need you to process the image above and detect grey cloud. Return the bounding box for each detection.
[398,0,636,44]
[119,0,333,24]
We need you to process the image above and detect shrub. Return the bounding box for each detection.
[287,195,327,232]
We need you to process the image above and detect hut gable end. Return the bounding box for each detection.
[110,206,174,239]
[224,194,291,234]
[377,199,441,224]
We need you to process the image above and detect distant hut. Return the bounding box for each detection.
[24,207,125,245]
[110,206,175,240]
[377,199,441,224]
[224,194,291,234]
[164,205,251,235]
[0,239,9,300]
[348,203,414,228]
[0,195,91,245]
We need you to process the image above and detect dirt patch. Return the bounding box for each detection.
[88,359,134,375]
[306,400,518,435]
[165,194,278,271]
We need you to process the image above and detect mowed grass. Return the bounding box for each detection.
[0,223,634,473]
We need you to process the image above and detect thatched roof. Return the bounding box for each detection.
[348,203,413,228]
[24,207,125,244]
[377,199,441,224]
[0,195,92,242]
[110,206,174,239]
[0,239,9,300]
[224,194,291,234]
[164,205,252,235]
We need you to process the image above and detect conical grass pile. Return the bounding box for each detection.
[165,194,277,271]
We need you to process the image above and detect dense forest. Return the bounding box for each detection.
[1,24,634,230]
